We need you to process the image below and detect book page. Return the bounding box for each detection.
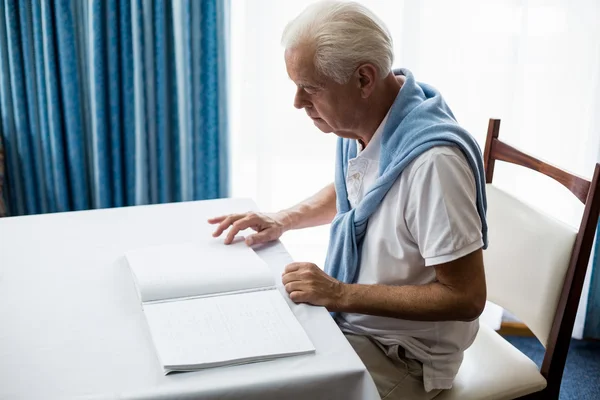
[125,240,274,303]
[143,289,315,371]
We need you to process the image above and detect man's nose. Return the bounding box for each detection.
[294,88,309,109]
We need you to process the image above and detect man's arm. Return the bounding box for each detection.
[280,182,337,230]
[282,248,487,322]
[210,183,337,245]
[337,249,486,321]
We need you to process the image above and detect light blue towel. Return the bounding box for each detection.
[324,68,488,297]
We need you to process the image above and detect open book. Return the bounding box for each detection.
[125,240,315,374]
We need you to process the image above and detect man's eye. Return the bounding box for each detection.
[304,87,317,94]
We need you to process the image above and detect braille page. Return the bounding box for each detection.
[125,240,274,303]
[142,289,315,372]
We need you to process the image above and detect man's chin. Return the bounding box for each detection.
[313,118,333,133]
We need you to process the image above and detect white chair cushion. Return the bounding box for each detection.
[436,324,547,400]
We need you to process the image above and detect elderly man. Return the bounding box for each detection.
[209,1,487,399]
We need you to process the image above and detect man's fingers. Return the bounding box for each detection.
[281,271,302,286]
[207,215,227,224]
[224,215,258,244]
[289,291,308,303]
[245,228,277,246]
[284,281,304,294]
[212,214,245,238]
[283,262,303,274]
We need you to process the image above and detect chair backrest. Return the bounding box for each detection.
[484,184,577,344]
[482,118,600,397]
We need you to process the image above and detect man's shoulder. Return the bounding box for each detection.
[402,145,470,181]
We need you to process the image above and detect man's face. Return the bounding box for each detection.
[285,46,362,138]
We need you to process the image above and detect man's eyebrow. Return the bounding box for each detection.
[298,82,323,89]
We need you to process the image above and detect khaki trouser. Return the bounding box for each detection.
[345,334,443,400]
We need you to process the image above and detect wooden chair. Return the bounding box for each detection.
[437,118,600,400]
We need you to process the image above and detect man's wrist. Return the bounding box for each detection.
[334,282,356,312]
[276,210,295,232]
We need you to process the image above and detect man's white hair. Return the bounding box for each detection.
[281,1,394,84]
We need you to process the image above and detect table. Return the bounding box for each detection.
[0,198,379,400]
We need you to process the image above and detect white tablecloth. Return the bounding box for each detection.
[0,198,379,400]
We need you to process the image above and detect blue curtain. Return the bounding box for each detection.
[0,0,229,216]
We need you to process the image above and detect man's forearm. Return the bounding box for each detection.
[335,282,483,322]
[278,183,337,231]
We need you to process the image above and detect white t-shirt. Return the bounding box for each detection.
[337,114,484,392]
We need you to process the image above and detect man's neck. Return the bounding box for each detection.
[357,73,404,147]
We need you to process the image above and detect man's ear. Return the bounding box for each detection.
[356,64,378,98]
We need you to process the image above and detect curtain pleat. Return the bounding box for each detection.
[89,0,110,209]
[119,0,134,206]
[169,1,181,203]
[216,0,229,198]
[131,0,148,205]
[200,0,220,199]
[106,0,123,208]
[54,0,89,210]
[172,0,191,202]
[31,0,55,213]
[143,0,158,204]
[5,0,38,214]
[154,0,170,204]
[41,0,70,212]
[18,0,48,213]
[73,0,94,204]
[0,0,23,215]
[191,0,203,200]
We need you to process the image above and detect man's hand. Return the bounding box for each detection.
[282,262,346,310]
[208,212,291,246]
